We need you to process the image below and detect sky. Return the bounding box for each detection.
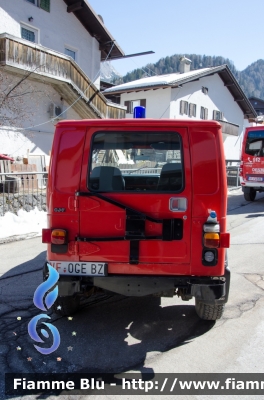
[88,0,264,76]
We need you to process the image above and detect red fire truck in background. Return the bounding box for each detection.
[42,112,230,320]
[240,125,264,201]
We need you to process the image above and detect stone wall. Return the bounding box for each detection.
[0,193,47,216]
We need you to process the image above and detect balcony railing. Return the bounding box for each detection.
[218,120,239,136]
[0,33,126,119]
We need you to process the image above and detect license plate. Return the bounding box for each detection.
[48,261,107,276]
[247,176,264,182]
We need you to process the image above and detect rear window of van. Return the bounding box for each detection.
[88,131,184,193]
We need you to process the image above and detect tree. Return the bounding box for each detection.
[0,66,44,128]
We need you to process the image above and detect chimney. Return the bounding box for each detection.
[179,56,192,74]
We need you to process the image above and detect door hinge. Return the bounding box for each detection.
[74,198,79,210]
[68,196,79,211]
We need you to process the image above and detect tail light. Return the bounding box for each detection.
[204,251,215,262]
[203,222,230,249]
[220,233,230,248]
[203,232,220,248]
[239,162,243,177]
[51,229,67,244]
[203,217,220,249]
[42,229,51,243]
[202,212,229,266]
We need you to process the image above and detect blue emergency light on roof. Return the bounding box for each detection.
[133,106,146,118]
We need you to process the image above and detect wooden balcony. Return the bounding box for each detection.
[0,34,126,119]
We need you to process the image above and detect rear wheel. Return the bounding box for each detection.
[195,299,224,320]
[244,188,256,201]
[52,296,80,316]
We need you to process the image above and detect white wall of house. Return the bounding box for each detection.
[171,74,245,160]
[0,0,101,86]
[121,88,172,119]
[120,73,246,159]
[1,70,80,158]
[171,74,243,129]
[1,128,53,160]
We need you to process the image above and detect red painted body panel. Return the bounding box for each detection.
[46,119,228,277]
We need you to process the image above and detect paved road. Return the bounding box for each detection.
[0,189,264,399]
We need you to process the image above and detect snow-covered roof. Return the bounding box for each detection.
[103,64,257,119]
[103,66,219,94]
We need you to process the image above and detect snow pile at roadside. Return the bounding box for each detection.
[0,208,47,239]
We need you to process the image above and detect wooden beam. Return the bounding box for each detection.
[99,44,108,51]
[224,82,235,87]
[67,1,84,13]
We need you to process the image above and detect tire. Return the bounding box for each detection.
[52,296,80,316]
[244,188,256,201]
[195,299,225,320]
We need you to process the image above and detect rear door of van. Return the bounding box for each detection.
[77,122,192,276]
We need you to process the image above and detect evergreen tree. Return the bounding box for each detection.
[111,54,264,100]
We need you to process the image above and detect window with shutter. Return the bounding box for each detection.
[124,101,131,113]
[213,110,223,120]
[180,100,188,115]
[124,99,146,114]
[40,0,50,12]
[200,107,208,120]
[189,103,196,117]
[180,100,184,115]
[25,0,50,10]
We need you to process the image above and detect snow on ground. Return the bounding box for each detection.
[0,208,47,240]
[0,188,242,241]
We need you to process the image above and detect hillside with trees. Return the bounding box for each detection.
[112,54,264,99]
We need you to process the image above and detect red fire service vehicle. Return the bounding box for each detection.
[42,111,230,320]
[240,125,264,201]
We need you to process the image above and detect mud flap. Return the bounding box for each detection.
[191,267,230,305]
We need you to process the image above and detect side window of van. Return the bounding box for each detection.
[88,131,184,192]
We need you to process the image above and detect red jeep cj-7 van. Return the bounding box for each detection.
[42,118,230,320]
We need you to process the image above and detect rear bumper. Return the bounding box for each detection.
[242,185,264,192]
[93,268,230,304]
[44,262,230,304]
